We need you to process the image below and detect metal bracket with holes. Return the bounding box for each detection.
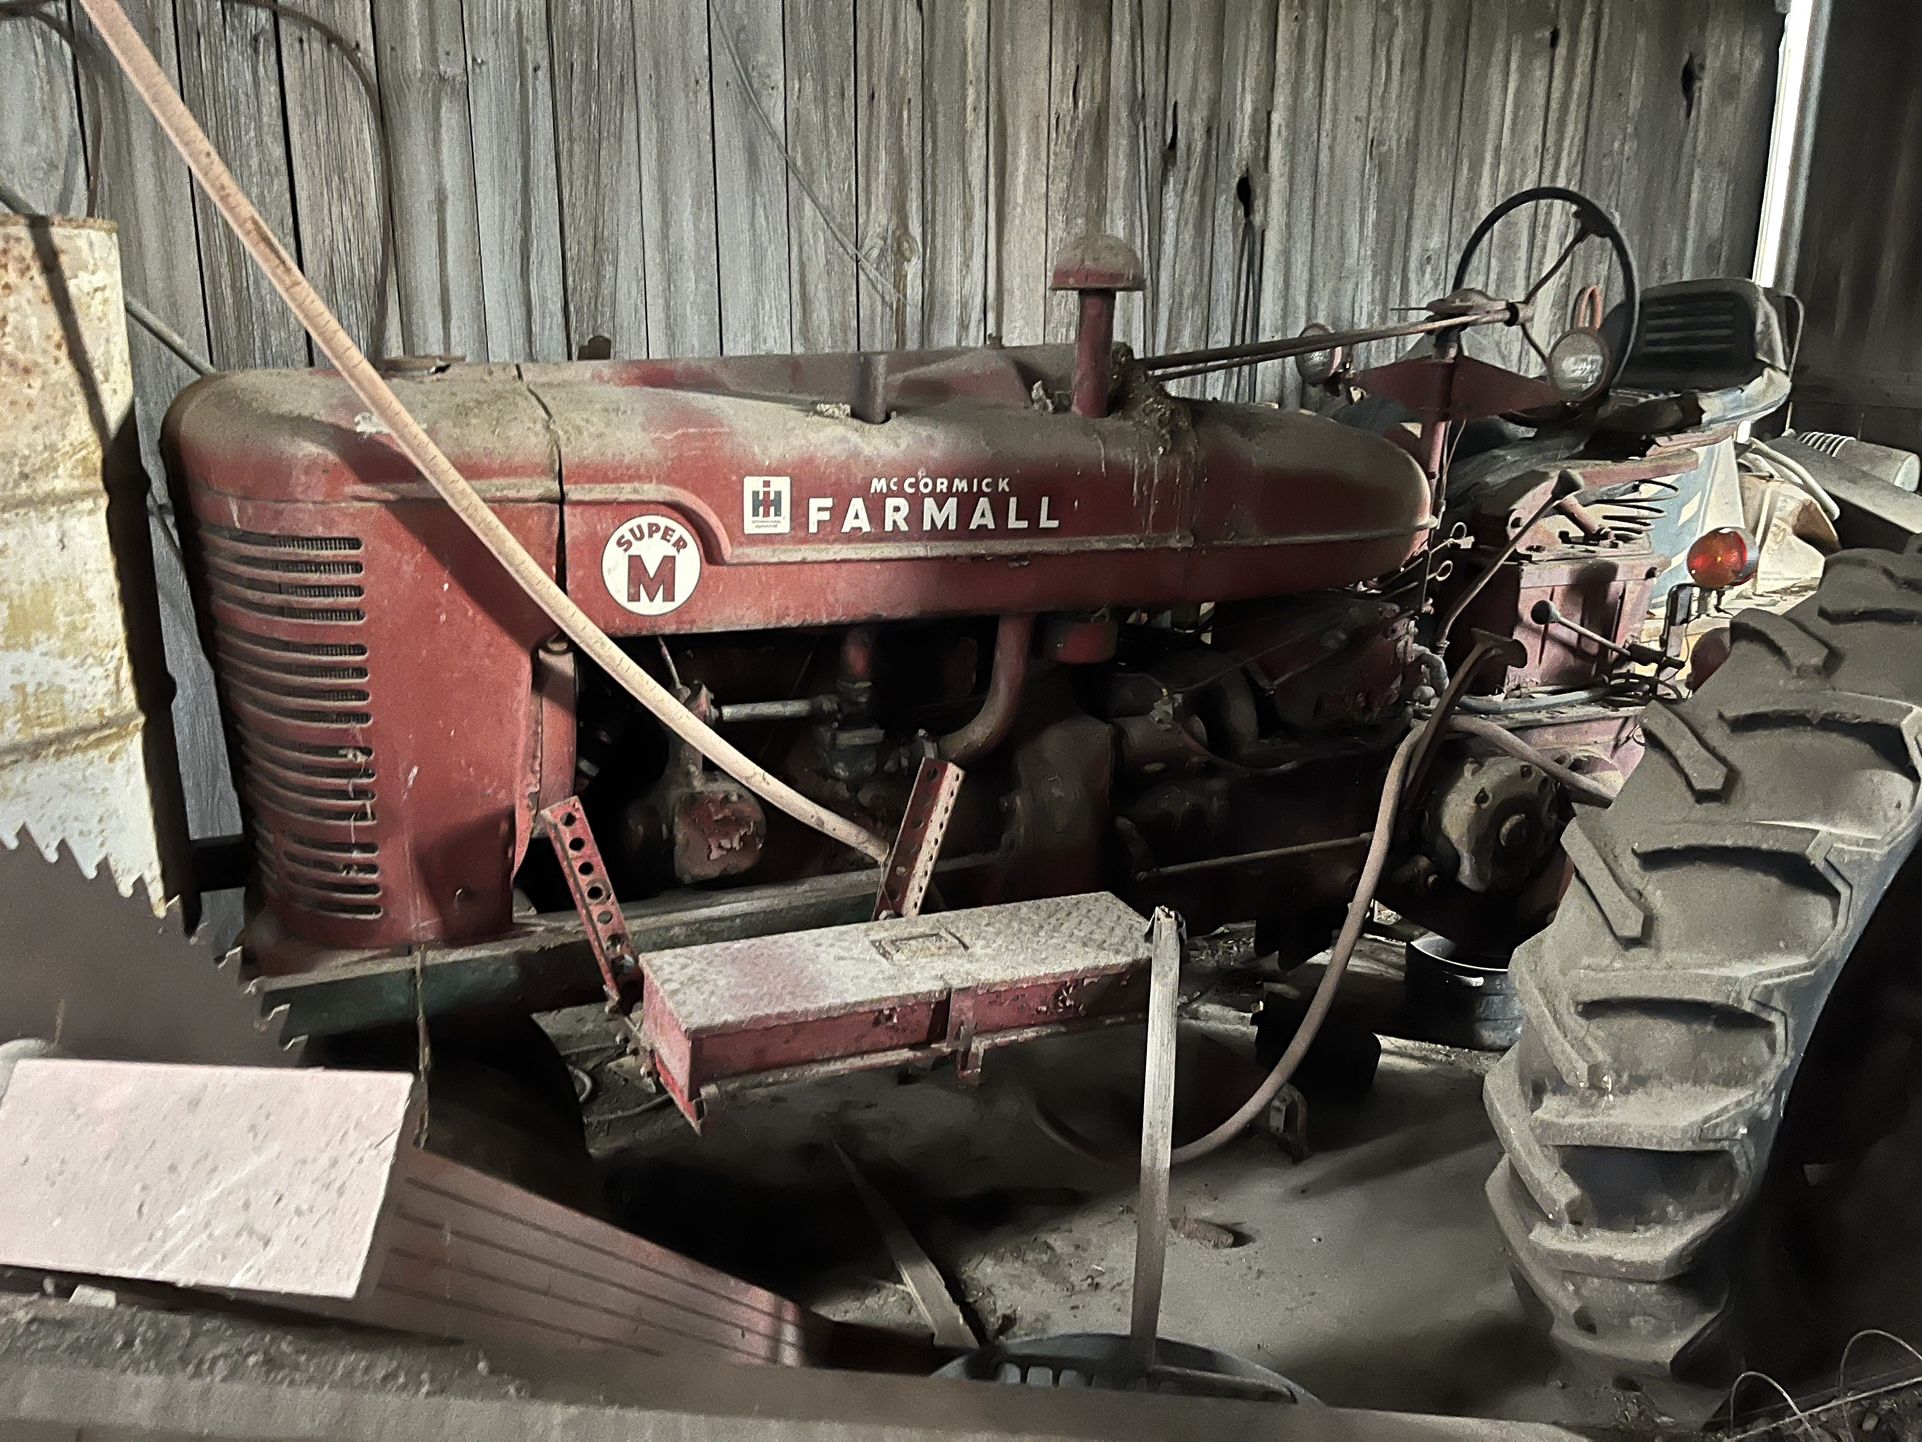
[873,757,965,921]
[537,797,637,1010]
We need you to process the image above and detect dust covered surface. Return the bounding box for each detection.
[0,1294,529,1399]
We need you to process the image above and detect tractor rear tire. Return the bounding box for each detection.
[1487,545,1922,1415]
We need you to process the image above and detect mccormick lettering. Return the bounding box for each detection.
[868,476,1014,495]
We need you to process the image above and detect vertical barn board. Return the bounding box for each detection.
[1347,1,1425,384]
[1449,0,1556,372]
[1393,0,1473,322]
[1533,0,1603,197]
[1678,0,1778,279]
[923,0,989,348]
[1043,0,1110,341]
[1306,0,1379,340]
[1792,0,1922,449]
[783,0,858,353]
[278,0,398,358]
[1256,0,1328,409]
[710,0,792,355]
[1579,1,1679,282]
[1522,0,1604,319]
[174,0,306,368]
[985,0,1049,346]
[462,0,568,363]
[0,5,87,214]
[1658,5,1718,280]
[1151,0,1224,375]
[1358,0,1419,292]
[1616,3,1701,286]
[855,0,924,350]
[373,0,489,359]
[635,0,721,357]
[67,0,210,454]
[1105,0,1167,352]
[548,0,647,355]
[1202,0,1274,400]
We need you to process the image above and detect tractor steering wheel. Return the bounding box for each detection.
[1451,185,1640,411]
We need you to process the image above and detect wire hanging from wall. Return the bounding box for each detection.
[705,0,904,327]
[222,0,399,356]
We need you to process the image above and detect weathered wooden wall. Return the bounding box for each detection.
[0,0,1782,866]
[7,0,1781,388]
[1790,0,1922,452]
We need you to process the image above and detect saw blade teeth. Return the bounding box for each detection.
[0,837,302,1068]
[260,1004,302,1059]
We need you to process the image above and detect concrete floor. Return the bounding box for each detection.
[561,993,1644,1434]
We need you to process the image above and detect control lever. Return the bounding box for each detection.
[1530,599,1679,671]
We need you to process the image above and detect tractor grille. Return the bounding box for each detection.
[199,524,383,923]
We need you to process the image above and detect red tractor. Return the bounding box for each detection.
[166,187,1922,1410]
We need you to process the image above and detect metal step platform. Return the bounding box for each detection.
[635,892,1154,1124]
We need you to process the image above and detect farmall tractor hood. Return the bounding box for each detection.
[167,344,1431,635]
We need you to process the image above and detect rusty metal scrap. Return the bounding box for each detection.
[0,216,173,908]
[872,756,964,921]
[538,796,639,1008]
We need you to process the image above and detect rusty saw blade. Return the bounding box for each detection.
[0,830,299,1067]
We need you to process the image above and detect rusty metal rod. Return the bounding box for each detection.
[1137,307,1511,378]
[1132,832,1373,882]
[71,0,890,865]
[1071,290,1117,418]
[714,697,834,724]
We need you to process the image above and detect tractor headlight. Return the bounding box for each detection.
[1546,328,1610,401]
[1294,323,1343,387]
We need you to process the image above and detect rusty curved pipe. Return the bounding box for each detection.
[938,614,1036,764]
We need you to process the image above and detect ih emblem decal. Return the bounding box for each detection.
[602,511,702,616]
[742,474,791,535]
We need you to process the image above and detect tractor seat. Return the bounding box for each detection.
[1595,279,1800,435]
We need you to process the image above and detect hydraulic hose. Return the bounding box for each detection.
[1164,709,1613,1163]
[74,0,889,864]
[1168,723,1426,1164]
[1031,705,1611,1168]
[1745,438,1841,522]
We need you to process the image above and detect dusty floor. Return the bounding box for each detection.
[552,989,1642,1433]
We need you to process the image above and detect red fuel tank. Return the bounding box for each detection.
[165,345,1429,969]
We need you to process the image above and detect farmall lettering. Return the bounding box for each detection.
[768,476,1064,538]
[602,512,703,615]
